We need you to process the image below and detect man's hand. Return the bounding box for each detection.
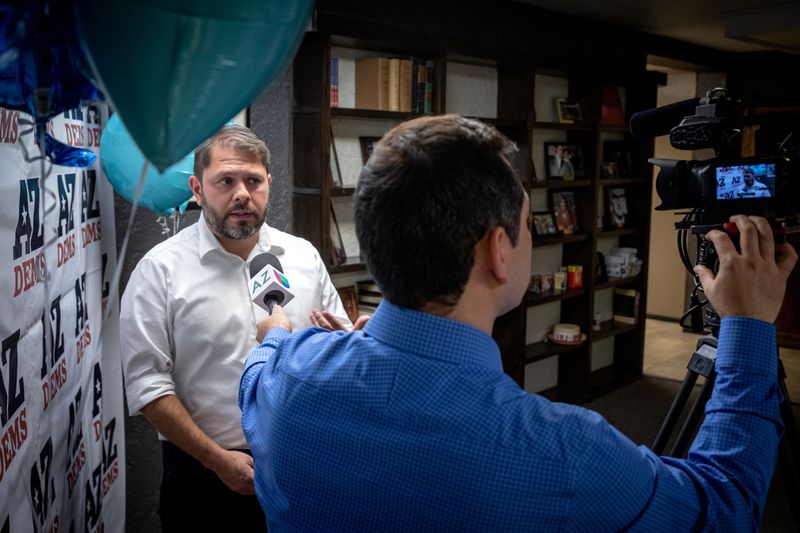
[695,215,797,323]
[310,309,370,331]
[209,449,256,495]
[256,305,292,342]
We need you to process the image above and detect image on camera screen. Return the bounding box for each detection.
[715,163,775,200]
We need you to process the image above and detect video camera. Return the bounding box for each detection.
[631,87,800,221]
[631,88,800,334]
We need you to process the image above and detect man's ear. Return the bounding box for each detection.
[189,175,202,206]
[485,226,510,283]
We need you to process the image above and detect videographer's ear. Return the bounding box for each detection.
[485,226,511,283]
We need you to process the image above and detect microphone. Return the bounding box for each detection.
[629,98,700,139]
[248,253,295,313]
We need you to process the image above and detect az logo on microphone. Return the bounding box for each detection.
[276,271,290,288]
[249,264,295,311]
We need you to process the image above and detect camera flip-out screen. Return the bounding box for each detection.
[715,163,775,200]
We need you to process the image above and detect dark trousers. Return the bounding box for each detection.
[160,441,268,532]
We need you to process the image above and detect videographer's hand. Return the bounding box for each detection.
[256,305,292,342]
[694,215,797,323]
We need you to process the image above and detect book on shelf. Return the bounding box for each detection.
[388,58,400,111]
[399,59,413,113]
[357,280,383,315]
[424,59,434,113]
[355,55,431,112]
[359,293,383,305]
[355,57,390,110]
[414,58,426,113]
[330,56,339,108]
[356,280,381,294]
[613,288,640,325]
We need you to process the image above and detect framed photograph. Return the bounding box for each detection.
[551,191,579,234]
[330,127,344,187]
[531,211,558,236]
[329,202,346,266]
[602,140,638,178]
[606,187,628,229]
[555,98,583,124]
[336,285,360,322]
[359,136,380,164]
[544,143,584,180]
[602,162,618,178]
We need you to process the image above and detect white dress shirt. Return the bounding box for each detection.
[120,216,350,449]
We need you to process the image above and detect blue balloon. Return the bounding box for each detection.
[0,1,101,123]
[101,113,194,214]
[45,132,97,167]
[74,0,313,171]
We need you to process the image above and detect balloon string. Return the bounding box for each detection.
[103,159,149,322]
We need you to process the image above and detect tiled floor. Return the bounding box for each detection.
[644,318,800,405]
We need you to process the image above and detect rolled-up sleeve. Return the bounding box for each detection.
[119,257,177,415]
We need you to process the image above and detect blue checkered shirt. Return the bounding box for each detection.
[240,301,783,532]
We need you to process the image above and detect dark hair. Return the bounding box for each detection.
[193,125,270,179]
[354,114,523,309]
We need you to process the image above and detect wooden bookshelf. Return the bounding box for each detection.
[262,9,659,401]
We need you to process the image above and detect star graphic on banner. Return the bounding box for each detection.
[20,200,28,221]
[32,486,41,510]
[95,379,102,397]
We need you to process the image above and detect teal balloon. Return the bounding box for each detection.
[74,0,314,171]
[101,113,194,214]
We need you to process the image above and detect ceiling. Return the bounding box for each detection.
[514,0,800,54]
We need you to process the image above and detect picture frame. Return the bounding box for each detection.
[336,285,360,322]
[606,187,628,229]
[329,202,346,266]
[555,98,583,124]
[531,211,558,236]
[551,191,579,234]
[544,143,584,180]
[330,126,344,187]
[602,140,638,178]
[602,162,618,178]
[359,136,381,164]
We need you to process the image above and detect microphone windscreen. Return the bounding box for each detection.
[630,98,700,139]
[249,253,284,278]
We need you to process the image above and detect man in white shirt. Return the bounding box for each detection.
[120,125,352,532]
[735,168,771,199]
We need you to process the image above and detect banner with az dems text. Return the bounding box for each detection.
[0,104,125,533]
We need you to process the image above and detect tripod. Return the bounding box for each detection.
[652,316,800,531]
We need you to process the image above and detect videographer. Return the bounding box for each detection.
[239,115,797,532]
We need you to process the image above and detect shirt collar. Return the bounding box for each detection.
[197,215,280,261]
[363,300,502,372]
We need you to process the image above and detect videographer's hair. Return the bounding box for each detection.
[354,114,523,310]
[194,125,270,179]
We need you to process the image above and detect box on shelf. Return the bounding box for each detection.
[613,288,640,325]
